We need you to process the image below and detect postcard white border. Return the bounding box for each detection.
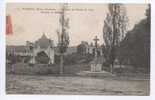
[1,0,155,100]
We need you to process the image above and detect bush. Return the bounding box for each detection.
[64,53,94,65]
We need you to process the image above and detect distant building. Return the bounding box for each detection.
[77,41,89,55]
[6,45,32,57]
[6,34,55,64]
[77,41,103,56]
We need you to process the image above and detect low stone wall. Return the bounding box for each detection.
[6,63,59,75]
[6,63,90,75]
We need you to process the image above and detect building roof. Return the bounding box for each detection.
[6,34,54,53]
[35,34,54,49]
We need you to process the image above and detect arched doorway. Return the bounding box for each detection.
[35,51,50,64]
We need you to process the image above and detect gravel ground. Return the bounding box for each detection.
[6,74,150,95]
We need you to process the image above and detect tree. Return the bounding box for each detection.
[117,5,151,73]
[146,4,151,25]
[57,4,70,74]
[103,4,128,73]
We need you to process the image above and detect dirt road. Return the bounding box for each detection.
[6,74,149,95]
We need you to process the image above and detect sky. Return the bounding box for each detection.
[6,3,148,46]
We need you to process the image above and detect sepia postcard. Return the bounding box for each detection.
[5,2,150,96]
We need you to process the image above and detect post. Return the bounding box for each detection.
[60,53,64,74]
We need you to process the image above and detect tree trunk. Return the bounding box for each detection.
[110,47,115,74]
[60,54,64,74]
